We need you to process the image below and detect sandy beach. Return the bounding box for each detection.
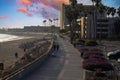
[0,33,48,69]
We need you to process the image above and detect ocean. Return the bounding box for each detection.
[0,34,25,43]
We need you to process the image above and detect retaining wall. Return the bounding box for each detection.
[1,40,54,80]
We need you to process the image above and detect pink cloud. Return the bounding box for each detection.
[16,0,92,18]
[17,0,32,5]
[17,8,32,16]
[17,0,69,10]
[17,0,69,18]
[0,16,8,19]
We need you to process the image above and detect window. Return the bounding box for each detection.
[97,19,108,22]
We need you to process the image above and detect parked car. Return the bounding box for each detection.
[107,50,120,60]
[118,59,120,63]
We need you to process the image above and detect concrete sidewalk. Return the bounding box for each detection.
[22,36,83,80]
[57,36,83,80]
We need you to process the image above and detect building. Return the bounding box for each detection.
[78,16,120,39]
[60,3,69,30]
[60,3,96,39]
[24,26,59,33]
[60,3,94,30]
[77,16,95,39]
[0,26,59,33]
[60,3,120,39]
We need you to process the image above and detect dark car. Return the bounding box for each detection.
[107,50,120,60]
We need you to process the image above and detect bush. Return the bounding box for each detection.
[74,39,85,45]
[82,57,114,71]
[90,48,102,52]
[59,29,66,33]
[85,40,98,46]
[80,48,89,57]
[82,51,104,59]
[76,39,85,45]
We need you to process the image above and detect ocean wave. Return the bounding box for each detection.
[0,34,29,43]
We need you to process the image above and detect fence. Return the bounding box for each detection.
[1,40,54,80]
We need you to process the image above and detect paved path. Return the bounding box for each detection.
[22,36,83,80]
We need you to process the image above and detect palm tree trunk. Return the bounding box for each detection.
[70,20,74,44]
[93,2,96,40]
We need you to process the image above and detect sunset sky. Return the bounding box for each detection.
[0,0,120,28]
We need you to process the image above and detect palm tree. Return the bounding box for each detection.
[111,7,116,17]
[67,0,78,44]
[53,18,56,26]
[105,6,111,17]
[97,3,105,41]
[92,0,101,7]
[48,19,53,35]
[117,7,120,17]
[55,18,59,27]
[69,0,77,7]
[98,3,105,15]
[43,20,47,27]
[49,19,52,26]
[53,18,59,27]
[91,0,102,39]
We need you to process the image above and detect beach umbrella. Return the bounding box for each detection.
[82,57,114,71]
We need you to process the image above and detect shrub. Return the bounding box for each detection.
[73,40,84,46]
[80,48,89,57]
[82,51,104,59]
[85,40,98,46]
[76,39,85,45]
[82,57,114,71]
[59,29,66,33]
[90,48,102,52]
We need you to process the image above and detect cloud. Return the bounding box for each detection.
[17,0,69,18]
[17,0,32,5]
[17,0,69,9]
[37,0,69,10]
[17,8,32,16]
[16,0,92,18]
[0,16,8,19]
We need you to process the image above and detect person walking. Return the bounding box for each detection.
[56,44,59,51]
[53,44,56,51]
[15,52,18,58]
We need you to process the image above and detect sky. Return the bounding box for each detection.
[0,0,120,28]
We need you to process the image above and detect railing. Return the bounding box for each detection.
[1,39,54,80]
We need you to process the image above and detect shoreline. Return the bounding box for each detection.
[0,33,48,69]
[0,38,36,69]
